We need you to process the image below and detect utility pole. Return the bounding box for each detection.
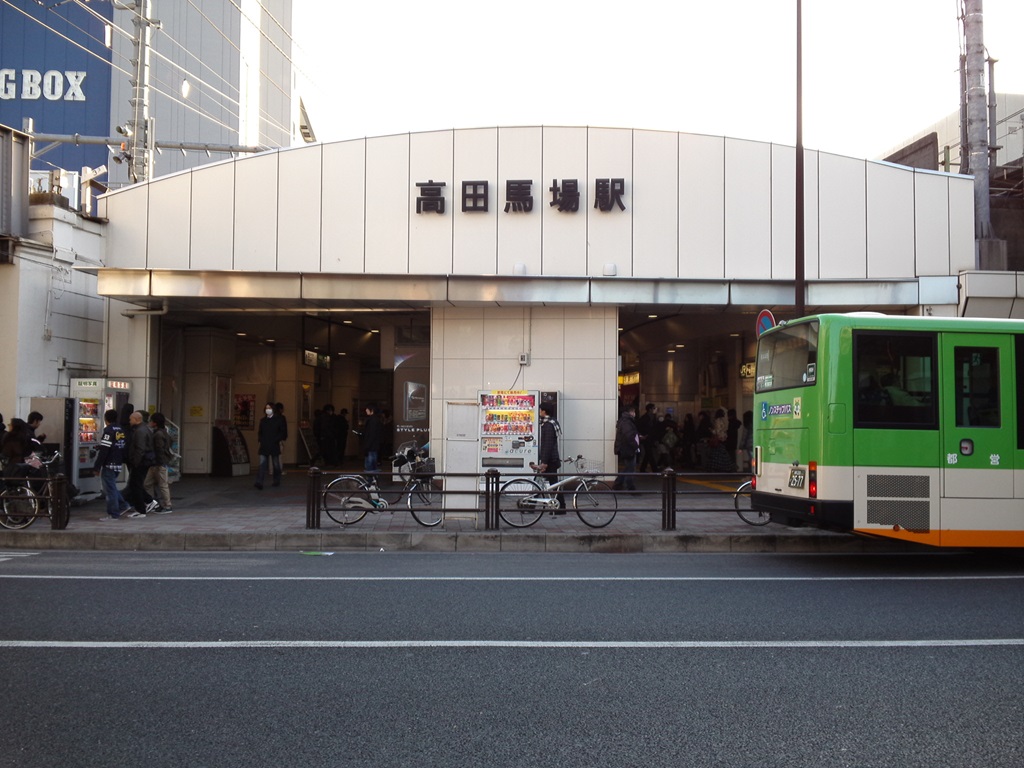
[963,0,991,242]
[962,0,1007,269]
[120,0,159,184]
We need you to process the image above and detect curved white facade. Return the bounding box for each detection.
[99,126,974,286]
[92,127,975,475]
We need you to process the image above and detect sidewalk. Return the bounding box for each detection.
[0,468,912,554]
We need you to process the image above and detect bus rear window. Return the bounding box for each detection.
[853,331,937,429]
[755,321,818,393]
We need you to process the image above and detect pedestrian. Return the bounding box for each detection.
[612,405,639,492]
[0,413,7,449]
[125,410,158,517]
[680,413,696,468]
[143,412,174,513]
[255,401,287,489]
[93,409,132,520]
[737,410,754,473]
[25,410,46,444]
[314,404,337,465]
[1,418,35,477]
[636,403,658,472]
[709,408,734,472]
[335,408,350,463]
[380,409,393,462]
[726,408,742,457]
[361,402,382,472]
[537,401,565,512]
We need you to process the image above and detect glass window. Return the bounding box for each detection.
[854,332,937,429]
[954,347,999,427]
[755,321,818,393]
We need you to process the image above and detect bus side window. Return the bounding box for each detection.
[853,331,937,429]
[955,347,999,428]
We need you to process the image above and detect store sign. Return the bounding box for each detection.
[302,350,331,370]
[415,178,626,215]
[107,380,130,390]
[739,362,756,379]
[0,69,86,101]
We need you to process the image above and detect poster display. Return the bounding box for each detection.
[234,394,255,429]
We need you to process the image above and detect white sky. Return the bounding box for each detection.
[293,0,1024,160]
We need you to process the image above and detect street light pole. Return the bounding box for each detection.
[795,0,806,318]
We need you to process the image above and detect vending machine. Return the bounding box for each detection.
[69,378,132,496]
[477,390,540,476]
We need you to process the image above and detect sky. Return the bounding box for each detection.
[292,0,1024,161]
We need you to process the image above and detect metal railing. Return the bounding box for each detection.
[305,466,748,532]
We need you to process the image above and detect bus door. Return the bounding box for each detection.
[939,334,1014,505]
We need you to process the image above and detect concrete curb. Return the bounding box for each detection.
[0,529,915,554]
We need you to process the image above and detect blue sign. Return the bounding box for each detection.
[0,1,114,173]
[756,309,776,337]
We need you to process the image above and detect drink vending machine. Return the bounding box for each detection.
[477,390,539,476]
[69,378,132,497]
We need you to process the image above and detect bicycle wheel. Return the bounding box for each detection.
[322,476,373,525]
[497,477,546,528]
[372,472,405,505]
[407,479,443,527]
[734,480,770,526]
[1,485,39,530]
[573,479,618,528]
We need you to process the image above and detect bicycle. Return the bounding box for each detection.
[321,441,442,527]
[0,452,66,530]
[733,479,771,526]
[498,455,618,529]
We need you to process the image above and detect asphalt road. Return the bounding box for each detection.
[2,550,1023,767]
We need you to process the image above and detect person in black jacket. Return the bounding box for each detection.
[613,405,639,492]
[93,409,132,520]
[361,403,382,472]
[536,401,565,512]
[255,402,287,489]
[125,410,157,516]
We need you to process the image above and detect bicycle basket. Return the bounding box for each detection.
[415,458,436,478]
[577,457,603,473]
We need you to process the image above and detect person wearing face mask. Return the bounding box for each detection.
[255,401,287,490]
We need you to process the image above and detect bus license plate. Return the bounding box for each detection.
[788,468,806,489]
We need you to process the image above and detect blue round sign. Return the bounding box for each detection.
[756,309,776,337]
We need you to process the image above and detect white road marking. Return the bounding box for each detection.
[0,638,1021,649]
[0,552,40,563]
[0,574,1023,581]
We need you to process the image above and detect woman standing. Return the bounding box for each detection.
[255,402,287,489]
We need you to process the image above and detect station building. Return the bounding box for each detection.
[51,124,983,474]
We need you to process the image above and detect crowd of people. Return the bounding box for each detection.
[615,403,754,479]
[0,406,176,521]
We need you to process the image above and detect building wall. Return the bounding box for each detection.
[7,206,107,418]
[430,305,618,473]
[99,127,976,281]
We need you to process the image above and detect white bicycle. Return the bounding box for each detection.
[497,455,617,528]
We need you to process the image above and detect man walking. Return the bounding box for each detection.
[537,401,565,512]
[144,412,174,513]
[125,411,158,517]
[93,409,132,520]
[613,405,639,492]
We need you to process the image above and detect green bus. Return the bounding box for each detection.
[751,313,1024,548]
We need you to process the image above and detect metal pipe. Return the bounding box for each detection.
[29,133,265,155]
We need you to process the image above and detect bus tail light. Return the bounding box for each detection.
[808,461,817,498]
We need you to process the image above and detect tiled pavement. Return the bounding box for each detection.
[0,468,912,553]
